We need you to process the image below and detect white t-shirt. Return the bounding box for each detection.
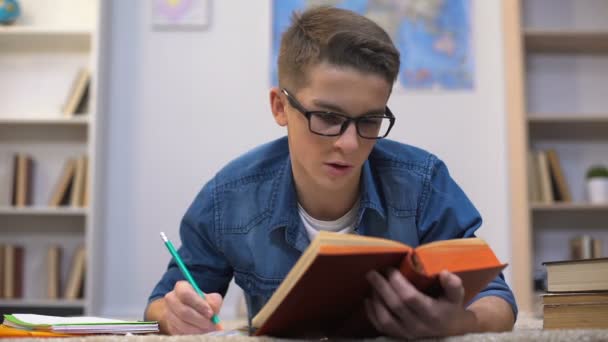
[298,200,360,241]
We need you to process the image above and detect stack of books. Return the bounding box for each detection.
[542,258,608,329]
[0,314,158,337]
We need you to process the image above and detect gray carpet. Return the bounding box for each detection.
[2,313,608,341]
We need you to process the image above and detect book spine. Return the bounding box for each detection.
[398,253,437,296]
[81,156,89,207]
[546,149,572,202]
[527,151,541,203]
[14,246,24,298]
[70,156,85,208]
[3,245,24,299]
[11,154,18,206]
[16,155,26,207]
[0,244,4,298]
[25,156,34,206]
[536,150,554,203]
[3,245,14,298]
[64,246,86,299]
[47,246,62,299]
[592,238,603,259]
[570,235,593,260]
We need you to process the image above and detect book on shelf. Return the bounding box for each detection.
[2,244,24,299]
[81,155,90,207]
[0,245,4,297]
[10,154,34,207]
[534,150,554,204]
[252,231,506,338]
[48,156,88,207]
[48,159,76,206]
[527,151,542,203]
[63,245,85,300]
[46,245,62,300]
[62,68,91,117]
[570,235,603,260]
[2,314,159,335]
[543,257,608,292]
[546,149,572,202]
[70,156,88,208]
[593,239,603,258]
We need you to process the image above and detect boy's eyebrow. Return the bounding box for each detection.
[311,99,386,116]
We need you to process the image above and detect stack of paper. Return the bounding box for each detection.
[2,314,159,335]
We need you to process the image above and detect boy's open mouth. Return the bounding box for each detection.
[328,163,349,170]
[324,162,354,176]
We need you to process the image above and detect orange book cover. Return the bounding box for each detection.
[252,232,506,338]
[0,324,72,338]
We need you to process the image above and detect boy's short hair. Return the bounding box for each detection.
[278,6,400,91]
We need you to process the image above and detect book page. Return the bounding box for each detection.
[8,314,147,326]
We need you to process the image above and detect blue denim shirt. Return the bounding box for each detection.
[148,136,518,320]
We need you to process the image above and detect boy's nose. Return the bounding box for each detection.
[334,122,359,152]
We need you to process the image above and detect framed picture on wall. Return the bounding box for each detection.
[151,0,211,30]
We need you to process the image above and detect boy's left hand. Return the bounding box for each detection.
[365,269,476,338]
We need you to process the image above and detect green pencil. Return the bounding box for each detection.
[160,232,222,326]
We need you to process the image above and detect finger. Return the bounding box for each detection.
[367,270,435,337]
[174,281,215,317]
[364,298,383,334]
[165,290,213,326]
[366,270,405,313]
[205,293,225,330]
[384,269,441,336]
[369,290,412,338]
[386,268,435,314]
[439,271,464,305]
[164,304,210,335]
[205,293,224,314]
[165,291,214,330]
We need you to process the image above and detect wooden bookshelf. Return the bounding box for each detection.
[0,206,88,216]
[0,299,85,308]
[0,116,89,125]
[505,0,608,313]
[0,26,91,37]
[531,203,608,211]
[0,0,101,316]
[528,116,608,140]
[525,30,608,54]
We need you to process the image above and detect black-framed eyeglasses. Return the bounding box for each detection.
[281,88,396,139]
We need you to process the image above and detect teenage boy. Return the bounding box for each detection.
[145,6,517,338]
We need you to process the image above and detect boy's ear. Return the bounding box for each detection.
[270,88,288,127]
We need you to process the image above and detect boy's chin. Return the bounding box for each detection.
[317,175,358,192]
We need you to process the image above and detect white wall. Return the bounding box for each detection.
[99,0,510,319]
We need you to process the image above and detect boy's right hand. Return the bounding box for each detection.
[161,280,223,335]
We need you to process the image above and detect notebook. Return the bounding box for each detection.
[3,314,159,334]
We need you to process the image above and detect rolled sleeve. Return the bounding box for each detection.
[468,273,519,320]
[417,156,518,318]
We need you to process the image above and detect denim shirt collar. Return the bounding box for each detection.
[267,155,387,252]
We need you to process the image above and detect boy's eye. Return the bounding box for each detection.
[359,117,382,126]
[316,113,345,126]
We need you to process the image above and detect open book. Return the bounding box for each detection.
[252,231,506,338]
